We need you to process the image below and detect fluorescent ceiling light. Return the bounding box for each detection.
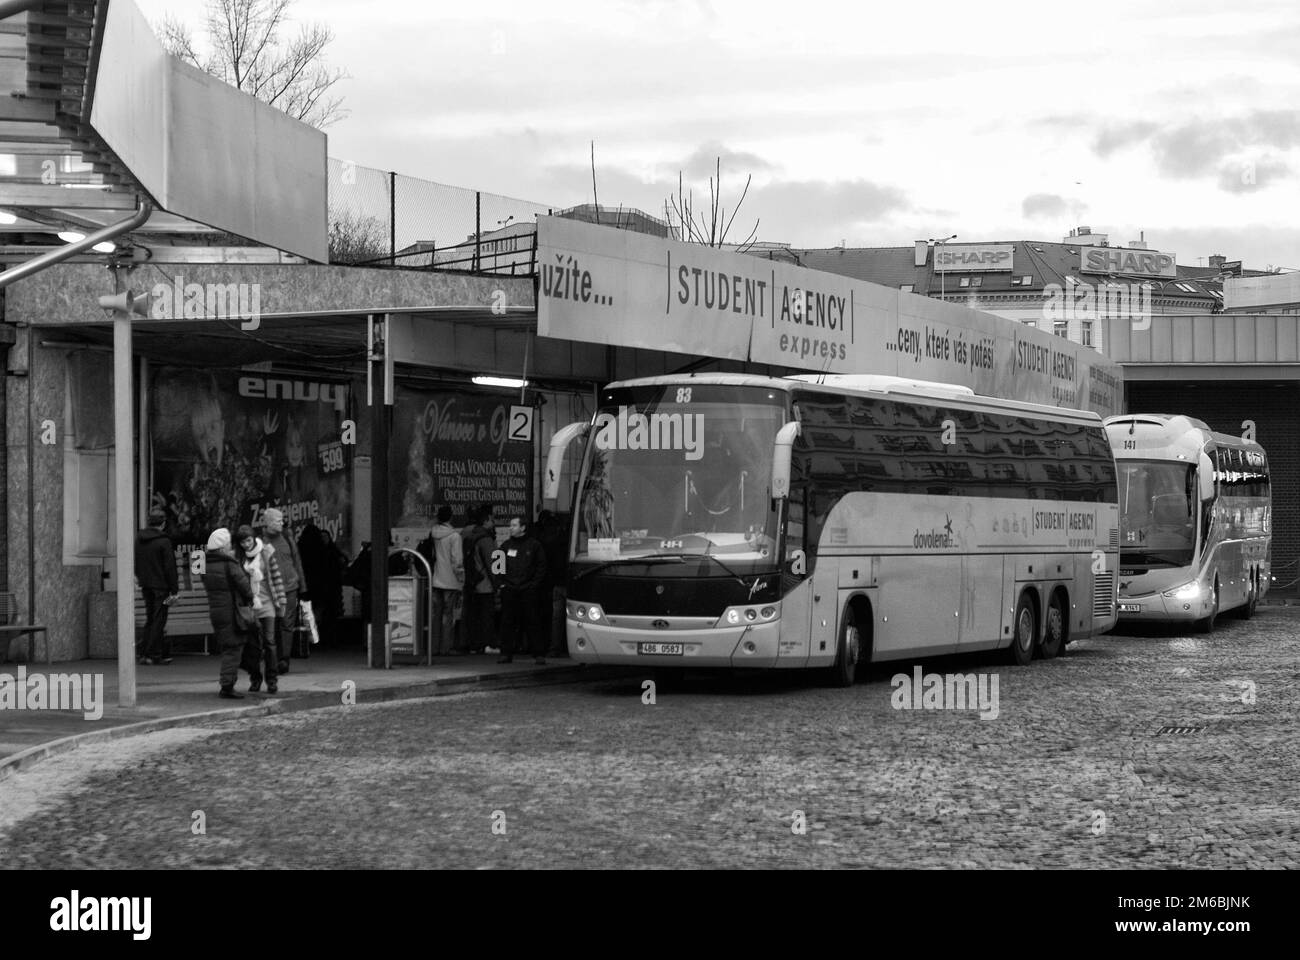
[57,230,86,243]
[0,210,16,225]
[472,376,528,388]
[92,241,116,253]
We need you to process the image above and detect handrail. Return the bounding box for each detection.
[0,200,154,290]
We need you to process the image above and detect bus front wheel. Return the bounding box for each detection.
[827,608,860,688]
[1008,593,1036,666]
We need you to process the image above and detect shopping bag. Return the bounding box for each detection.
[300,599,321,644]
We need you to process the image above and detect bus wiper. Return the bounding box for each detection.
[571,556,686,580]
[695,552,748,587]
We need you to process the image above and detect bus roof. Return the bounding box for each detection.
[603,372,1105,424]
[1104,414,1267,459]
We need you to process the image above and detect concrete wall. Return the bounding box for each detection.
[4,332,102,660]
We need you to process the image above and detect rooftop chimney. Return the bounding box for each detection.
[1063,225,1109,246]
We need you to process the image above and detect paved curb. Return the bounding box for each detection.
[0,663,627,782]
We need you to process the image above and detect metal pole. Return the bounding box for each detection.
[137,356,149,524]
[369,315,391,668]
[389,171,396,265]
[114,316,136,706]
[474,192,481,272]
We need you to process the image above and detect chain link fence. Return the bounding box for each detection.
[327,158,556,274]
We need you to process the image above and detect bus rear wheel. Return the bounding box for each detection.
[1008,593,1036,666]
[1240,573,1257,620]
[826,607,860,688]
[1039,592,1066,660]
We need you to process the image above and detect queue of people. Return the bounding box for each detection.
[141,502,569,698]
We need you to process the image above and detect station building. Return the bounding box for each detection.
[5,0,1276,680]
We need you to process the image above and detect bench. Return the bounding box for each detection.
[134,589,212,656]
[0,592,50,664]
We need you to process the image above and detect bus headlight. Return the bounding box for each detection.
[1162,582,1201,601]
[718,605,779,628]
[568,601,606,622]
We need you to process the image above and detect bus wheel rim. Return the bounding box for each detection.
[1018,609,1033,651]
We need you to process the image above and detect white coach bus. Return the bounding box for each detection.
[545,374,1120,685]
[1104,414,1270,631]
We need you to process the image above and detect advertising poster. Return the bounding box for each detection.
[389,387,535,531]
[149,367,352,579]
[387,577,416,654]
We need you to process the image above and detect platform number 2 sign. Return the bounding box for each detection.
[508,405,535,443]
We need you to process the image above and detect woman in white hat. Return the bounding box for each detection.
[201,527,253,699]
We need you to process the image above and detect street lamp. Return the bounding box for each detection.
[929,234,957,300]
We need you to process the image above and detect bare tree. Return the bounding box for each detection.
[663,158,759,252]
[157,0,348,130]
[328,207,388,264]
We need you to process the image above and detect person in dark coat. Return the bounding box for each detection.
[135,507,179,665]
[311,528,348,645]
[533,509,570,658]
[494,514,547,665]
[460,505,498,654]
[201,527,253,699]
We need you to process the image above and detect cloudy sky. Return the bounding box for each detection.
[138,0,1300,269]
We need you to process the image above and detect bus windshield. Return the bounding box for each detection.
[574,384,788,570]
[1117,459,1197,567]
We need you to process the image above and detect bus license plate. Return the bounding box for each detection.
[638,642,684,656]
[1119,603,1141,613]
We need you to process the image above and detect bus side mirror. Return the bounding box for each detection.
[1198,452,1215,501]
[771,421,801,501]
[544,422,590,502]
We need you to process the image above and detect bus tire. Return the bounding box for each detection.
[1196,579,1219,634]
[827,607,860,688]
[1039,591,1067,660]
[1240,573,1257,620]
[1008,592,1036,666]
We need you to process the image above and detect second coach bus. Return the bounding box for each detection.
[545,374,1120,684]
[1104,414,1270,630]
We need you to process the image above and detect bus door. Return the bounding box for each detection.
[778,486,817,665]
[958,554,1006,649]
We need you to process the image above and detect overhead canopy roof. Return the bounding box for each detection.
[0,0,326,260]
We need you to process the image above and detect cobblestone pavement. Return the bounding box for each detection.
[1,607,1297,869]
